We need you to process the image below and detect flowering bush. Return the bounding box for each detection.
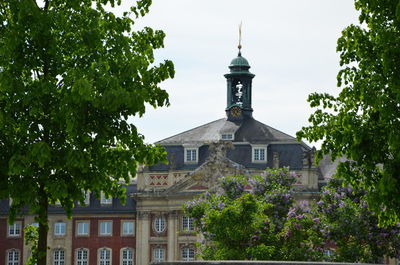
[184,168,324,260]
[315,178,400,263]
[184,169,400,262]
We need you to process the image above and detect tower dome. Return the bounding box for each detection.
[228,53,251,73]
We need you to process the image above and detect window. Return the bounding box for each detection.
[184,148,198,163]
[8,222,21,237]
[76,221,89,236]
[99,221,112,235]
[221,133,234,140]
[153,217,166,233]
[53,249,65,265]
[181,216,194,232]
[121,248,133,265]
[153,247,165,262]
[7,249,20,265]
[252,146,267,162]
[99,248,111,265]
[54,222,66,236]
[76,249,88,265]
[181,247,195,261]
[122,221,134,236]
[100,192,112,205]
[324,249,334,257]
[83,190,90,205]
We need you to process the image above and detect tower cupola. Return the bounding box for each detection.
[224,51,255,121]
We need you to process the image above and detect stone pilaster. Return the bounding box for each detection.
[136,211,150,265]
[167,210,179,261]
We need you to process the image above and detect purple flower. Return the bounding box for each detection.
[217,202,225,210]
[338,200,344,208]
[288,207,296,218]
[294,223,302,229]
[296,214,304,220]
[317,200,324,206]
[313,218,320,224]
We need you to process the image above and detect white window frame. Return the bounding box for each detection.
[83,190,90,205]
[100,192,112,205]
[53,249,65,265]
[153,247,165,262]
[120,248,134,265]
[252,145,267,163]
[181,216,194,233]
[8,222,21,237]
[7,249,20,265]
[76,221,89,236]
[153,217,166,233]
[181,247,195,261]
[99,221,112,236]
[98,248,111,265]
[221,133,234,140]
[121,221,134,236]
[54,222,66,236]
[76,248,89,265]
[184,148,198,163]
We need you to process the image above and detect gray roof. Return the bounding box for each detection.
[156,117,298,145]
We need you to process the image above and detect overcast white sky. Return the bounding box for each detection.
[124,0,360,146]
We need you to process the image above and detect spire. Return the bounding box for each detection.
[224,27,255,121]
[238,22,242,56]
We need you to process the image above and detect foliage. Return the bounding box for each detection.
[0,0,174,264]
[315,178,400,263]
[184,169,325,261]
[24,225,39,265]
[296,0,400,224]
[185,169,400,262]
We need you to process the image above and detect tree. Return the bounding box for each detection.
[297,0,400,225]
[314,178,400,263]
[184,169,325,261]
[0,1,174,264]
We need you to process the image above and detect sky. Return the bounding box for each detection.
[122,0,360,146]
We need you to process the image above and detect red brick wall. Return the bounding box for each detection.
[71,217,135,265]
[0,218,24,264]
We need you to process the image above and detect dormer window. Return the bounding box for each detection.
[221,133,234,140]
[184,148,198,163]
[252,145,267,163]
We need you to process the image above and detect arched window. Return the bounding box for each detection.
[121,248,134,265]
[7,249,20,265]
[76,248,88,265]
[98,248,111,265]
[53,249,65,265]
[153,217,166,233]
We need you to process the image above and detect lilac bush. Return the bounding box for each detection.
[184,168,324,260]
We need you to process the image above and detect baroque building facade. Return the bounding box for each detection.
[0,51,335,265]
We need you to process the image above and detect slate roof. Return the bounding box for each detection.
[0,184,137,216]
[156,117,299,145]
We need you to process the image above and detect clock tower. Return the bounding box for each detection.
[224,50,255,121]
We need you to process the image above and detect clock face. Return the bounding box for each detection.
[230,106,242,117]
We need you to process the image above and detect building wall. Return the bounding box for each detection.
[0,217,24,265]
[72,215,136,265]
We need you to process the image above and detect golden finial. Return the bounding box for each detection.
[238,21,242,56]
